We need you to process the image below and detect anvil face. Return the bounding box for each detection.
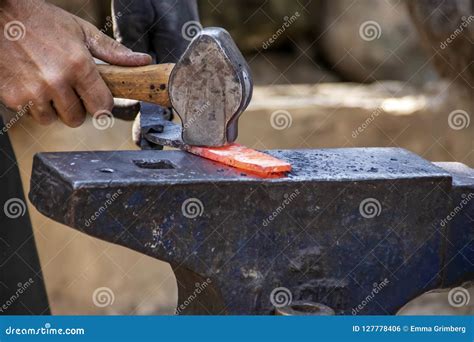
[29,148,474,315]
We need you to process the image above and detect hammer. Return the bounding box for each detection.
[97,27,253,147]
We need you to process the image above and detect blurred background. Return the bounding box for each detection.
[7,0,473,315]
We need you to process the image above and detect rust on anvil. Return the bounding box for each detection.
[186,143,292,178]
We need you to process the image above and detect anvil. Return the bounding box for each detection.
[28,146,474,315]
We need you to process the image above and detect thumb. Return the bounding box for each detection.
[83,22,152,66]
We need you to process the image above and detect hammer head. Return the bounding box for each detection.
[169,27,253,147]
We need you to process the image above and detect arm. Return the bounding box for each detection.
[0,0,151,127]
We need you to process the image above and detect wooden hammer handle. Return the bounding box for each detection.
[97,64,175,107]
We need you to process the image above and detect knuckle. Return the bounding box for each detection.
[1,95,22,110]
[80,64,99,84]
[1,89,35,110]
[26,89,43,103]
[23,84,45,103]
[81,20,96,33]
[45,75,65,90]
[6,98,32,111]
[35,110,55,126]
[69,55,88,69]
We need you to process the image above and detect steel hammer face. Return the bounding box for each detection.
[169,27,253,147]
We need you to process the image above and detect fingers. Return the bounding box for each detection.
[52,86,87,128]
[81,20,152,67]
[17,54,114,127]
[73,60,114,118]
[28,100,57,126]
[0,89,56,126]
[1,61,107,128]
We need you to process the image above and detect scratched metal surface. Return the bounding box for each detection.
[169,28,253,146]
[30,148,448,185]
[29,148,473,314]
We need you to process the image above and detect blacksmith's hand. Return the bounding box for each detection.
[0,0,152,127]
